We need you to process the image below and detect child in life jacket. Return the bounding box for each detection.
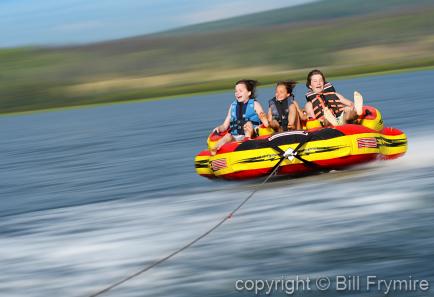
[268,80,306,132]
[304,69,363,126]
[211,79,269,155]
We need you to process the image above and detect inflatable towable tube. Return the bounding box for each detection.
[195,106,407,180]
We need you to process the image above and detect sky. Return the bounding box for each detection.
[0,0,315,48]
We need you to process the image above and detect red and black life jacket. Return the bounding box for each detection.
[305,83,345,120]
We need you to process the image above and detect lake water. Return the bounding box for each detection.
[1,70,434,297]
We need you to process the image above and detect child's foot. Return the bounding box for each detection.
[210,147,218,156]
[354,91,364,116]
[209,142,219,156]
[323,108,338,126]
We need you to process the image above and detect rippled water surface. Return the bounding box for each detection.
[1,70,433,297]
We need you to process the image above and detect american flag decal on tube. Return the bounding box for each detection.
[357,137,378,148]
[211,159,227,171]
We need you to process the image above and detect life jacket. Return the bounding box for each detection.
[229,98,261,135]
[268,96,294,131]
[305,82,345,120]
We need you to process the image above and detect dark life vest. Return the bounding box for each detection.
[268,96,294,131]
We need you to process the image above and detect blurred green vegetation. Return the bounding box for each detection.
[1,0,434,114]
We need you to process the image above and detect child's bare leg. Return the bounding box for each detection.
[343,106,358,122]
[211,133,233,155]
[354,91,364,116]
[323,107,338,126]
[243,121,254,138]
[270,119,281,131]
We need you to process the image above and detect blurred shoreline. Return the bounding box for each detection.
[1,65,433,117]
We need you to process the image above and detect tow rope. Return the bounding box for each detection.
[88,133,314,297]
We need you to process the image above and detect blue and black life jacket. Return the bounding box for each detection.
[229,98,261,135]
[268,96,294,131]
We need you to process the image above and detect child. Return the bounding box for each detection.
[305,69,363,126]
[211,80,269,155]
[268,80,305,132]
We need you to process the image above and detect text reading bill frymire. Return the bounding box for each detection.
[235,275,430,295]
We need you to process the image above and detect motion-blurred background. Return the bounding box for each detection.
[1,0,434,113]
[2,1,434,297]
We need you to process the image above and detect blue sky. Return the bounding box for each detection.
[0,0,315,48]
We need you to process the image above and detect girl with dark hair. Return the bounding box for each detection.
[211,79,269,155]
[305,69,363,126]
[267,80,306,132]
